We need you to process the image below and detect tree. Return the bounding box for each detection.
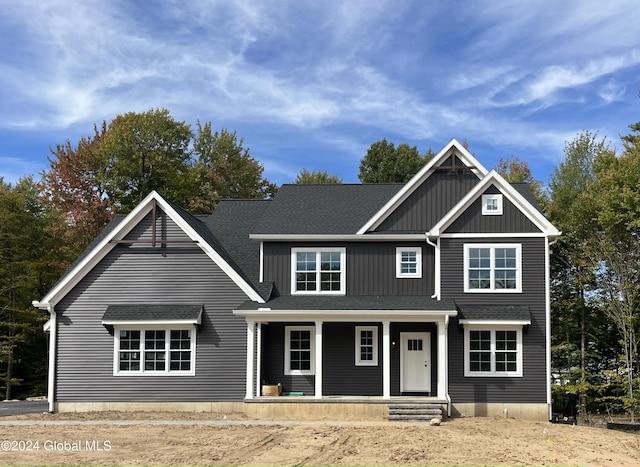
[294,169,343,184]
[0,177,53,399]
[547,131,614,417]
[495,156,546,205]
[359,138,434,183]
[97,108,194,211]
[39,123,113,271]
[189,122,277,214]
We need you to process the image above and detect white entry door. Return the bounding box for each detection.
[401,332,431,393]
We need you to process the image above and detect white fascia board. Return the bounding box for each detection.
[249,234,428,241]
[429,171,561,238]
[357,138,489,235]
[459,319,532,326]
[39,191,264,306]
[234,308,458,322]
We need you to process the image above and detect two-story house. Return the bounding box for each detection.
[34,139,560,421]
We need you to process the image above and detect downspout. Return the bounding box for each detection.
[546,236,559,421]
[34,301,56,413]
[445,315,451,417]
[425,233,440,300]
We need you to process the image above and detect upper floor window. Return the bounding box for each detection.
[396,247,422,278]
[464,244,522,293]
[464,326,523,377]
[114,326,196,376]
[291,248,346,295]
[482,194,503,215]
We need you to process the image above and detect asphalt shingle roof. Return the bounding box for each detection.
[253,184,403,235]
[457,305,531,322]
[102,304,203,322]
[237,295,456,311]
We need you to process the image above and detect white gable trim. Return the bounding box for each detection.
[357,139,489,234]
[428,171,561,238]
[38,191,264,306]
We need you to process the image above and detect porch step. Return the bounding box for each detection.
[387,403,443,422]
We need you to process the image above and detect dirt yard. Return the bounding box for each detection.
[0,411,638,466]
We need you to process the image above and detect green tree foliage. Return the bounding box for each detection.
[0,178,54,399]
[547,132,614,416]
[189,122,277,214]
[294,169,343,184]
[359,138,434,183]
[97,108,194,211]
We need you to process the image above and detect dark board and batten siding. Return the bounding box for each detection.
[375,160,480,233]
[445,186,541,234]
[55,212,250,402]
[263,242,435,297]
[441,237,548,403]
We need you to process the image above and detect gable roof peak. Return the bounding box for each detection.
[357,139,489,234]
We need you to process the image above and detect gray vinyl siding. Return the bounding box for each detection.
[263,242,435,297]
[445,186,541,234]
[375,158,479,232]
[441,237,547,403]
[54,212,251,402]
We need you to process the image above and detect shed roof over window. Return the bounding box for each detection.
[101,304,203,325]
[457,305,531,325]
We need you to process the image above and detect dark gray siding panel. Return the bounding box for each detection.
[55,214,251,402]
[445,186,541,234]
[260,322,315,395]
[263,242,435,297]
[322,323,382,396]
[375,162,479,232]
[441,237,547,403]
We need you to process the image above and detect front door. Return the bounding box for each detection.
[400,332,431,393]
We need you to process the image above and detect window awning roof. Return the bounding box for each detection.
[457,305,531,325]
[101,305,203,325]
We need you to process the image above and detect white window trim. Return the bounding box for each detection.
[464,324,523,377]
[291,247,346,295]
[482,194,503,215]
[395,247,422,278]
[464,243,522,293]
[113,324,196,376]
[355,326,379,366]
[284,325,315,375]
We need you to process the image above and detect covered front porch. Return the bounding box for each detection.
[233,296,458,414]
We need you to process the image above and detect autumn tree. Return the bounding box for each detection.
[294,169,343,184]
[39,123,113,271]
[189,122,277,214]
[495,156,546,205]
[359,139,434,183]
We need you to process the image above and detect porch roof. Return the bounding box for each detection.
[234,295,457,322]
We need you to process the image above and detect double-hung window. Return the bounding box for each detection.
[114,325,196,376]
[464,326,522,377]
[292,248,346,294]
[284,326,315,375]
[355,326,378,366]
[464,244,522,293]
[396,247,422,278]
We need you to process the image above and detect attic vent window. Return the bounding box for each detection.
[482,194,503,215]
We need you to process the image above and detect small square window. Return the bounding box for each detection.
[482,194,503,215]
[396,247,422,278]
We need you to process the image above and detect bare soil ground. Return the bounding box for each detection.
[0,411,638,466]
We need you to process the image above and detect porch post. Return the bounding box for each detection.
[245,321,255,399]
[437,317,447,400]
[315,320,323,399]
[255,322,262,398]
[382,321,391,399]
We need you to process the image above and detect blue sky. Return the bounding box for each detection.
[1,0,638,188]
